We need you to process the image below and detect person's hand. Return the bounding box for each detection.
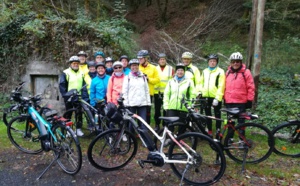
[212,99,219,106]
[246,100,253,109]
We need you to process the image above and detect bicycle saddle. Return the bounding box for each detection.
[159,116,180,123]
[220,108,240,115]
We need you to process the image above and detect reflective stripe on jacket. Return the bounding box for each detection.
[139,63,160,96]
[199,67,225,101]
[154,65,173,94]
[163,77,196,112]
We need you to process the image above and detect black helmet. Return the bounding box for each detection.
[158,53,166,58]
[129,59,139,65]
[175,63,186,71]
[105,57,114,63]
[137,50,149,58]
[119,55,129,61]
[87,61,96,67]
[207,54,219,63]
[105,103,123,123]
[77,51,87,57]
[95,62,106,69]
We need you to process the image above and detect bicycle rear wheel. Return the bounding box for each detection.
[168,132,226,186]
[7,115,42,154]
[224,123,274,164]
[51,125,82,175]
[272,121,300,157]
[87,129,137,171]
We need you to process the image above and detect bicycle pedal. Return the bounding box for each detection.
[138,160,144,168]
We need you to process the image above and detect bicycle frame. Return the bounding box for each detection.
[122,110,195,164]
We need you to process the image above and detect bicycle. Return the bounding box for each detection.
[272,99,300,157]
[3,82,27,126]
[62,88,113,136]
[87,96,226,186]
[7,93,82,179]
[179,96,274,172]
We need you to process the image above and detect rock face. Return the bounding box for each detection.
[21,60,65,114]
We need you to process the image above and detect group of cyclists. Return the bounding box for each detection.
[58,50,255,137]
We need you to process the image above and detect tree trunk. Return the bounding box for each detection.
[252,0,266,109]
[246,0,258,70]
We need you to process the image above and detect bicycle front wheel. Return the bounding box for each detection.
[87,129,137,171]
[51,125,82,175]
[7,115,42,154]
[272,121,300,157]
[168,132,226,186]
[224,123,274,164]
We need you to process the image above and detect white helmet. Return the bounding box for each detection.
[68,56,80,63]
[112,61,123,68]
[182,52,193,59]
[229,52,243,61]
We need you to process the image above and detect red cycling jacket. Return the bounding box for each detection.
[224,64,255,104]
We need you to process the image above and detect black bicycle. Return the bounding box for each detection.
[171,96,274,172]
[87,96,226,186]
[272,99,300,157]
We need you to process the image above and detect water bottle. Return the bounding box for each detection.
[94,114,99,131]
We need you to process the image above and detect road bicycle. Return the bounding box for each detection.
[272,99,300,157]
[87,96,226,186]
[62,88,112,136]
[7,92,82,179]
[178,96,274,172]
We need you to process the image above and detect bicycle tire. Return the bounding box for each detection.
[51,125,82,175]
[168,132,226,185]
[224,123,274,164]
[7,115,43,154]
[272,121,300,157]
[87,129,137,171]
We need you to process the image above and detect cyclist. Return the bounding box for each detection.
[107,61,125,105]
[84,61,97,95]
[153,53,174,132]
[119,55,131,75]
[137,50,160,125]
[181,52,201,93]
[122,59,151,131]
[199,54,225,138]
[224,52,255,135]
[94,51,105,63]
[77,51,89,75]
[105,57,114,76]
[163,63,196,139]
[59,56,89,136]
[90,62,110,107]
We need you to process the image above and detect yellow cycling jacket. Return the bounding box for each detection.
[139,63,160,96]
[199,67,225,101]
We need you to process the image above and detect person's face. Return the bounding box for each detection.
[95,55,104,63]
[176,69,185,77]
[105,62,113,68]
[182,58,192,66]
[78,55,86,64]
[138,57,146,65]
[70,62,79,70]
[89,66,96,73]
[121,59,128,68]
[96,66,106,75]
[231,60,242,70]
[208,59,218,68]
[130,64,139,72]
[158,58,166,66]
[113,65,123,72]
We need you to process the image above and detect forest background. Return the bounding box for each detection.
[0,0,300,129]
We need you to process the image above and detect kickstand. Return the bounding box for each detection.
[36,153,60,180]
[180,163,190,186]
[240,148,248,174]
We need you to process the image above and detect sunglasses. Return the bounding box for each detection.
[231,61,241,64]
[114,66,122,69]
